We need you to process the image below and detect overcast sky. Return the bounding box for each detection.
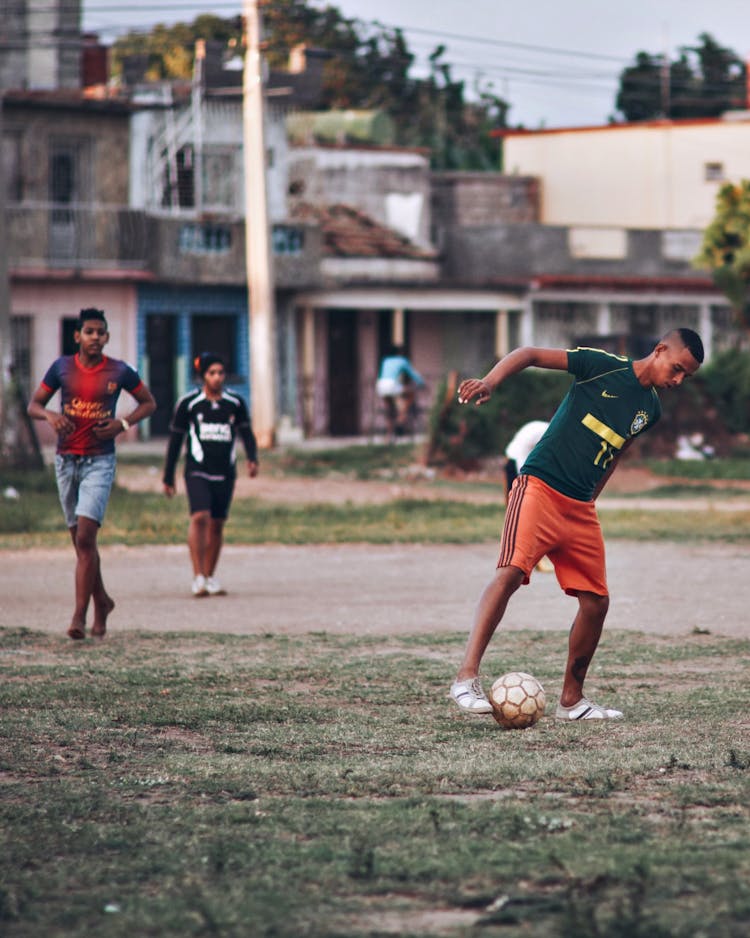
[82,0,750,128]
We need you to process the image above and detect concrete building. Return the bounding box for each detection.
[502,115,750,230]
[0,0,83,91]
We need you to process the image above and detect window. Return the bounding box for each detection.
[179,224,232,254]
[272,225,305,256]
[204,149,235,208]
[162,145,195,209]
[2,131,22,202]
[61,317,79,355]
[191,314,237,378]
[10,316,32,398]
[705,162,725,182]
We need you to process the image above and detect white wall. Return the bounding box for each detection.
[288,146,432,246]
[504,116,750,230]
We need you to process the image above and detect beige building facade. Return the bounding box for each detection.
[503,115,750,230]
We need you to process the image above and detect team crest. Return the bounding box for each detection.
[107,382,117,393]
[630,411,649,435]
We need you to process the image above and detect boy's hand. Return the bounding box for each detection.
[92,419,122,440]
[457,379,491,405]
[47,412,75,436]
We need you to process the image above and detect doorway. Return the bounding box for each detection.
[327,309,359,436]
[146,314,177,435]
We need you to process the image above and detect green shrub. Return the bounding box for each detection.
[701,348,750,434]
[425,367,571,466]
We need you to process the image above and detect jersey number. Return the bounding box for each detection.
[594,440,615,469]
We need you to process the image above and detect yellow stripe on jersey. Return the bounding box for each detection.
[581,413,627,449]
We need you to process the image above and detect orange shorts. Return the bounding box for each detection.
[499,474,608,597]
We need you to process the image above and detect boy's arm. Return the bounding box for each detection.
[458,347,569,406]
[92,383,157,441]
[27,385,75,436]
[162,428,185,493]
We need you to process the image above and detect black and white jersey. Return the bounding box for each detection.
[163,389,257,485]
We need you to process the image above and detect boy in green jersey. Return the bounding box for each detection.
[450,329,704,720]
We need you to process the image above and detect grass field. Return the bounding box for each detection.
[2,450,750,549]
[1,627,749,937]
[2,447,750,936]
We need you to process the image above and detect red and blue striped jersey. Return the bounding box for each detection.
[41,354,143,456]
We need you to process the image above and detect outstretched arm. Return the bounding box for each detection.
[458,347,569,406]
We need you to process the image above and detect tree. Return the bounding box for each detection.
[615,32,745,122]
[111,1,508,170]
[694,179,750,336]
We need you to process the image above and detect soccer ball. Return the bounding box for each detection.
[489,672,546,730]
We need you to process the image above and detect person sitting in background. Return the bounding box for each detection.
[504,420,551,499]
[376,347,426,439]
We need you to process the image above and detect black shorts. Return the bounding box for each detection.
[184,472,235,520]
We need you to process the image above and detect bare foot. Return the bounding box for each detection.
[67,619,86,640]
[91,596,115,638]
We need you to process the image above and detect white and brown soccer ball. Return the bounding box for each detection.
[489,672,546,729]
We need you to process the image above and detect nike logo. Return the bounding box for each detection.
[601,390,619,399]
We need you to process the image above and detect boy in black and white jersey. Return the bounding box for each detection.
[163,352,258,596]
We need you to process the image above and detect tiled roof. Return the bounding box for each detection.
[290,202,436,260]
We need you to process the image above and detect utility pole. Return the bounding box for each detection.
[242,0,276,448]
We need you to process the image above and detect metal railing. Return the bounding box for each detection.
[6,201,148,270]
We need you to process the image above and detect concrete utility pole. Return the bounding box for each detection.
[242,0,276,448]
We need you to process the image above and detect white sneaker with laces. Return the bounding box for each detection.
[205,576,226,596]
[450,677,494,714]
[192,574,208,597]
[555,697,623,720]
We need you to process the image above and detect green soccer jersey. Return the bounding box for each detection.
[521,348,661,501]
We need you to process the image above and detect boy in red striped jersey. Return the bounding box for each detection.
[28,308,156,640]
[450,329,703,720]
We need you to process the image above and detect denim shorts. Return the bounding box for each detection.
[54,453,117,528]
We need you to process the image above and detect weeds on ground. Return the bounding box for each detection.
[3,486,750,548]
[1,627,749,937]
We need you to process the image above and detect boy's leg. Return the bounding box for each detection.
[455,565,525,680]
[69,516,103,639]
[68,525,114,638]
[559,590,609,707]
[205,518,225,578]
[188,510,211,576]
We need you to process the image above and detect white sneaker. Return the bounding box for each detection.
[450,677,494,714]
[555,697,623,720]
[205,576,226,596]
[192,575,208,597]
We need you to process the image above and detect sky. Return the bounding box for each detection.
[82,0,750,128]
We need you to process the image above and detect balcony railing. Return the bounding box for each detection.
[6,202,323,287]
[7,201,148,270]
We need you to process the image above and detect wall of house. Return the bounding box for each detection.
[4,103,130,203]
[503,118,750,230]
[441,224,708,282]
[0,0,82,91]
[288,145,432,247]
[431,173,540,231]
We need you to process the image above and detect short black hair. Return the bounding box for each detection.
[78,307,108,330]
[194,351,225,376]
[675,327,704,364]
